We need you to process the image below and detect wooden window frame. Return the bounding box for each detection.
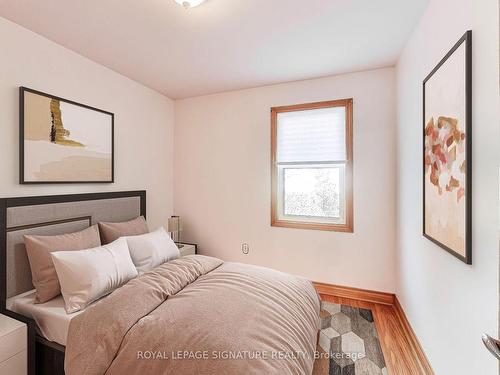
[271,99,353,232]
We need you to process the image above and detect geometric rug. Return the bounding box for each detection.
[312,302,388,375]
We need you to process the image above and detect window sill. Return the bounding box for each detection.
[271,219,353,233]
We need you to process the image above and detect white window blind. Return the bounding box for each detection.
[276,106,346,163]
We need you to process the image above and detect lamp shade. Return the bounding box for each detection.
[167,217,181,232]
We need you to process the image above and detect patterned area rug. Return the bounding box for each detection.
[312,302,387,375]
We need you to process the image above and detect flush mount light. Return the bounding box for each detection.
[174,0,206,8]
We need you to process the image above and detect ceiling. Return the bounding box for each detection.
[0,0,429,99]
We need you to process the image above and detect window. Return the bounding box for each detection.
[271,99,353,232]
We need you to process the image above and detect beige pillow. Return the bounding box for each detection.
[51,237,138,313]
[24,225,101,303]
[98,216,149,244]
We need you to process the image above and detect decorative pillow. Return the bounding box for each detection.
[125,227,180,273]
[98,216,149,244]
[24,225,101,303]
[51,237,138,313]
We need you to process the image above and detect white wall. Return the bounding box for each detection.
[0,17,175,229]
[395,0,499,373]
[174,68,397,292]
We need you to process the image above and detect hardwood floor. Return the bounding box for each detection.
[319,293,433,375]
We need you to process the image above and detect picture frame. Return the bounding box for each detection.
[423,30,472,264]
[20,87,114,184]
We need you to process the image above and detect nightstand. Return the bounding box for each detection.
[178,243,197,257]
[0,314,27,375]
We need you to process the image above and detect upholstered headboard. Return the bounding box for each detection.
[0,191,146,304]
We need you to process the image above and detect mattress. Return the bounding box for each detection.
[6,290,83,346]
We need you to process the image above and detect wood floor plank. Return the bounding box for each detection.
[373,304,422,375]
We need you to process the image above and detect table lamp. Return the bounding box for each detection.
[167,216,184,248]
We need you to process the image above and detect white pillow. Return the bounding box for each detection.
[51,237,138,313]
[125,227,180,273]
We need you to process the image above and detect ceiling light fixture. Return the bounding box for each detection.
[174,0,206,8]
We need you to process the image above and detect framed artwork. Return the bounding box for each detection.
[423,30,472,264]
[20,87,114,183]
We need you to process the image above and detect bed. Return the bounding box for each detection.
[0,191,320,375]
[7,290,82,346]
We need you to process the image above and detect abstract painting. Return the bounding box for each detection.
[423,31,472,264]
[20,87,114,183]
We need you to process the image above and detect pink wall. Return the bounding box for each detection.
[174,68,397,292]
[395,0,499,373]
[0,18,175,229]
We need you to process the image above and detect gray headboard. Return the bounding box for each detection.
[0,191,146,304]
